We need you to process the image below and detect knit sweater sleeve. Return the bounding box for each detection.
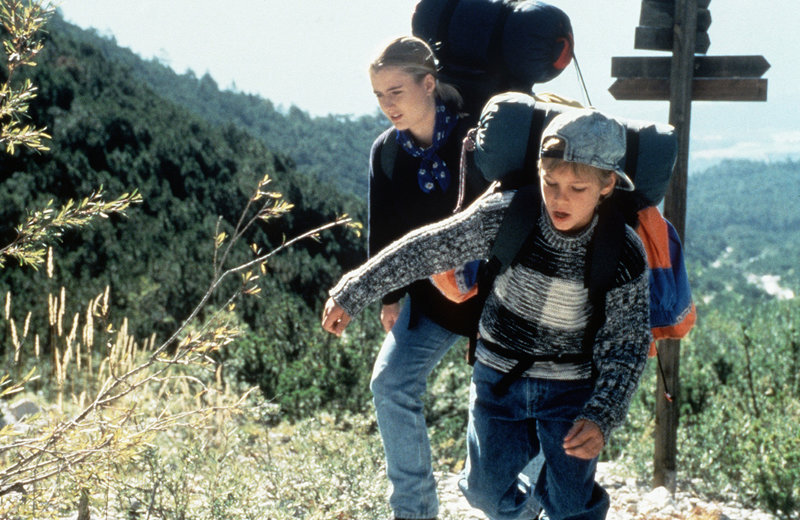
[577,227,652,440]
[330,189,509,317]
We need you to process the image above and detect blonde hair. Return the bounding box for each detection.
[370,36,462,109]
[539,136,616,196]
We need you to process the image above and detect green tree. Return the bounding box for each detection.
[0,3,359,517]
[0,0,140,269]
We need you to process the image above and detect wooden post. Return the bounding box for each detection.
[654,0,696,491]
[613,0,768,494]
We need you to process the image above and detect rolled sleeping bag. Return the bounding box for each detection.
[473,91,678,206]
[412,0,574,113]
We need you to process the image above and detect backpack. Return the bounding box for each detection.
[474,92,677,203]
[637,206,697,352]
[411,0,574,116]
[377,1,575,304]
[382,0,576,182]
[468,92,697,394]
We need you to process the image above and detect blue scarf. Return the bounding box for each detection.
[395,102,458,194]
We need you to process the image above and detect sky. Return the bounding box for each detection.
[57,1,800,169]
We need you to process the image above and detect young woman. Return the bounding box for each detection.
[363,36,488,520]
[323,108,652,520]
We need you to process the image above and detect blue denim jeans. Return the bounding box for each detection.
[458,361,610,520]
[370,302,461,519]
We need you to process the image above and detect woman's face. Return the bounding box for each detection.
[370,66,436,146]
[540,163,615,233]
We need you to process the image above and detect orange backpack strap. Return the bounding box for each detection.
[430,261,481,303]
[636,206,697,357]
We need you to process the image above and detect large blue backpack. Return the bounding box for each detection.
[411,0,574,116]
[467,92,695,394]
[380,0,576,179]
[378,1,576,304]
[473,92,677,204]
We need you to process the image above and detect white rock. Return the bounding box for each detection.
[10,399,40,420]
[436,467,781,520]
[642,486,675,510]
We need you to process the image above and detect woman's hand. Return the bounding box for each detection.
[563,419,605,460]
[321,298,352,336]
[380,302,401,332]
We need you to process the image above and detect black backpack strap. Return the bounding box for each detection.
[498,107,547,191]
[467,260,496,366]
[490,184,542,272]
[581,202,627,377]
[467,184,542,365]
[588,204,626,299]
[379,131,398,181]
[624,127,640,186]
[483,339,592,395]
[524,108,547,172]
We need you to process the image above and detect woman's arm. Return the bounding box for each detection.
[368,132,409,306]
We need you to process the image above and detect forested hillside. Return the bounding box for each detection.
[2,10,800,518]
[1,10,798,397]
[49,15,389,198]
[0,12,368,342]
[1,11,798,392]
[685,159,800,305]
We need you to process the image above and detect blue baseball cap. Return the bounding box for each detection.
[540,108,635,191]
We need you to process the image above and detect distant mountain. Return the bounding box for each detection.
[685,159,800,306]
[49,15,388,199]
[0,12,367,340]
[1,12,796,347]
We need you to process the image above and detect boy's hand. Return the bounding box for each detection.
[563,419,605,460]
[321,298,351,336]
[380,302,401,332]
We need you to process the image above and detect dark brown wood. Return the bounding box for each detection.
[609,77,768,101]
[615,0,771,497]
[611,55,771,79]
[635,26,711,53]
[698,7,711,31]
[655,0,696,493]
[639,0,674,26]
[653,339,681,488]
[639,0,711,30]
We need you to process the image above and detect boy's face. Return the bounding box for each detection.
[540,163,614,233]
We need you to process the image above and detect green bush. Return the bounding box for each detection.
[220,287,800,519]
[611,298,800,519]
[224,295,385,419]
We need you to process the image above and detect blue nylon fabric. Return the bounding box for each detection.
[649,220,693,328]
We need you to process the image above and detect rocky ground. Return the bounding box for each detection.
[437,462,779,520]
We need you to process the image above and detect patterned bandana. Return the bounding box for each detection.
[395,102,458,194]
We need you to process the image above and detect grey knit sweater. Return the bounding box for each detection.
[330,190,652,439]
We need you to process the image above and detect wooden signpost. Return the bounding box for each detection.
[610,56,769,101]
[609,0,769,491]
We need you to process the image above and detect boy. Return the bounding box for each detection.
[322,108,651,520]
